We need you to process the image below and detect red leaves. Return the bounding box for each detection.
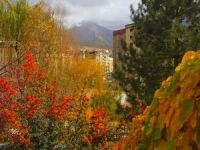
[115,139,124,150]
[91,107,109,134]
[24,50,38,82]
[46,96,75,121]
[84,107,109,147]
[25,94,41,120]
[0,50,127,149]
[0,51,60,146]
[0,77,30,146]
[0,77,17,98]
[0,109,19,123]
[0,77,19,121]
[84,137,92,147]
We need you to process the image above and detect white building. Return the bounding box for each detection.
[79,47,113,78]
[96,50,113,75]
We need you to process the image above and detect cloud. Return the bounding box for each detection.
[64,0,109,7]
[50,0,141,30]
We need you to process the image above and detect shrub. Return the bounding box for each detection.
[123,50,200,149]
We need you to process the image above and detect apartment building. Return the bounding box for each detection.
[95,50,113,75]
[112,23,134,66]
[125,24,134,47]
[79,47,113,78]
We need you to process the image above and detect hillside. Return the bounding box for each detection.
[70,21,113,49]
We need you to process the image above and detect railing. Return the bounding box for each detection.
[0,143,12,149]
[0,41,17,48]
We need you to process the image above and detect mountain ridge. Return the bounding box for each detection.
[70,21,113,49]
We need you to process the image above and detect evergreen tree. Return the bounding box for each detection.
[114,0,200,104]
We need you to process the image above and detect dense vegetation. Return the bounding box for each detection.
[114,0,200,104]
[123,50,200,149]
[0,0,145,149]
[1,0,200,149]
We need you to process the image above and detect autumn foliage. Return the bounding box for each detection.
[0,50,125,149]
[123,50,200,149]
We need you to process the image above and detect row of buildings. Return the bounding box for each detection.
[0,23,134,80]
[0,42,113,81]
[78,23,135,80]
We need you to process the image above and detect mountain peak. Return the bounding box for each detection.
[71,21,112,49]
[79,20,97,25]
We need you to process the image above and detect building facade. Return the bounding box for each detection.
[112,23,134,67]
[79,47,113,78]
[96,50,113,77]
[113,29,126,66]
[125,24,134,47]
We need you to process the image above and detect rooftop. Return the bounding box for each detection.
[113,28,126,36]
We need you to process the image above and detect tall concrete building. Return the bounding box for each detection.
[96,50,113,77]
[113,29,126,66]
[125,24,134,47]
[113,24,134,66]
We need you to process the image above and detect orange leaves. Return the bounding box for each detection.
[24,50,38,81]
[0,109,19,124]
[0,77,17,98]
[25,94,41,120]
[23,51,76,122]
[84,106,109,147]
[138,51,200,149]
[46,96,75,121]
[0,77,30,146]
[0,50,125,149]
[0,50,75,146]
[122,51,200,149]
[0,77,20,124]
[122,107,149,150]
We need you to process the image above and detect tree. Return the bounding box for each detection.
[0,0,30,55]
[56,57,105,98]
[0,50,126,149]
[0,0,78,78]
[114,0,200,104]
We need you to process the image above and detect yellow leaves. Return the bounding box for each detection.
[175,51,197,72]
[155,139,167,150]
[21,2,78,57]
[159,101,170,114]
[150,116,157,129]
[84,107,93,122]
[55,57,105,98]
[122,107,149,150]
[123,50,200,149]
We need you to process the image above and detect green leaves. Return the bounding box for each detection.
[135,51,200,149]
[153,127,162,146]
[115,0,200,104]
[179,100,194,122]
[166,72,180,97]
[166,140,176,150]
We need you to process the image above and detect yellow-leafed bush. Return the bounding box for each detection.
[122,107,149,150]
[124,51,200,149]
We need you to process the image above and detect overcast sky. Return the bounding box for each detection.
[48,0,140,30]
